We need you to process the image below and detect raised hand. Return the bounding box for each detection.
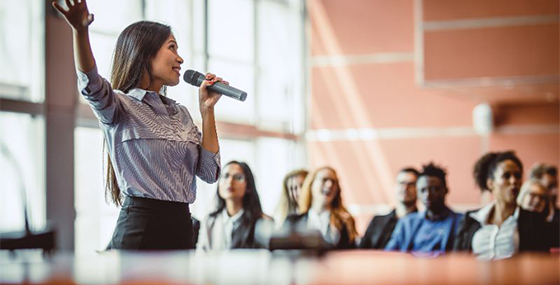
[52,0,94,32]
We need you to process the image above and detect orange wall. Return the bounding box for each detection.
[307,0,560,233]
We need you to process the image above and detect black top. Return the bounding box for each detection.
[359,209,404,249]
[454,207,553,252]
[285,213,356,249]
[231,215,273,249]
[192,217,200,248]
[549,208,560,248]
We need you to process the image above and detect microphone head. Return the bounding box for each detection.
[183,69,203,86]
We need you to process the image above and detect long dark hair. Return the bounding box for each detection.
[473,151,523,192]
[104,21,172,206]
[210,161,264,226]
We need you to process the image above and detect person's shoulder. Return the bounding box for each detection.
[260,213,274,221]
[451,210,465,219]
[397,211,422,226]
[519,207,547,221]
[201,212,219,225]
[374,209,396,219]
[456,208,484,228]
[286,213,307,223]
[405,211,423,220]
[255,214,275,232]
[191,216,201,226]
[111,89,132,102]
[339,210,355,221]
[464,208,482,215]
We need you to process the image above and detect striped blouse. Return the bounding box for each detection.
[77,66,220,203]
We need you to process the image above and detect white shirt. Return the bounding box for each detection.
[471,203,520,260]
[307,208,340,245]
[197,208,244,252]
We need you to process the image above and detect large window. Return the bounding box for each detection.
[0,0,45,235]
[0,0,44,102]
[0,113,45,233]
[74,127,116,254]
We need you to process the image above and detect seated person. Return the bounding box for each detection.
[360,167,419,249]
[517,179,549,214]
[197,161,271,251]
[529,163,559,225]
[454,151,553,259]
[385,163,463,253]
[273,169,309,229]
[283,167,358,249]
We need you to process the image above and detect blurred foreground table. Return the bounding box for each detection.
[1,250,558,285]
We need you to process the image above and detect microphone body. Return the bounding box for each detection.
[183,70,247,102]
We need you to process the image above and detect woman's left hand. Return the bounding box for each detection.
[199,73,226,113]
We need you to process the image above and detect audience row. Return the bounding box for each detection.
[193,151,559,260]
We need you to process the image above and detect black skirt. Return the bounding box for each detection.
[109,196,193,250]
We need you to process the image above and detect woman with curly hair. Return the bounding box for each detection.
[454,151,553,259]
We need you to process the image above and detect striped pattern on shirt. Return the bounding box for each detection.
[77,66,220,203]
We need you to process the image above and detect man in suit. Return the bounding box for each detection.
[360,167,419,249]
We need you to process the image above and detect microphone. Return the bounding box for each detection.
[183,70,247,102]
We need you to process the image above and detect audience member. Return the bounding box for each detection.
[273,169,309,229]
[529,163,559,224]
[517,179,549,214]
[454,151,552,259]
[360,167,419,249]
[197,161,271,251]
[385,163,463,253]
[285,167,358,249]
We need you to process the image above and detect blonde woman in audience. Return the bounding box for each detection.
[454,151,553,259]
[273,169,308,229]
[517,179,549,214]
[288,167,358,249]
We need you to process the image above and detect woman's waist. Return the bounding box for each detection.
[123,195,191,212]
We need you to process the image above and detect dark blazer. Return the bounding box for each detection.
[454,208,552,252]
[360,209,417,249]
[231,215,272,249]
[550,208,560,248]
[285,213,356,249]
[192,217,200,248]
[199,213,270,250]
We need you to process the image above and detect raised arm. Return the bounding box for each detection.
[198,73,224,154]
[53,0,122,125]
[52,0,95,72]
[194,73,224,183]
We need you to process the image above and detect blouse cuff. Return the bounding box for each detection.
[76,66,102,96]
[200,147,221,169]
